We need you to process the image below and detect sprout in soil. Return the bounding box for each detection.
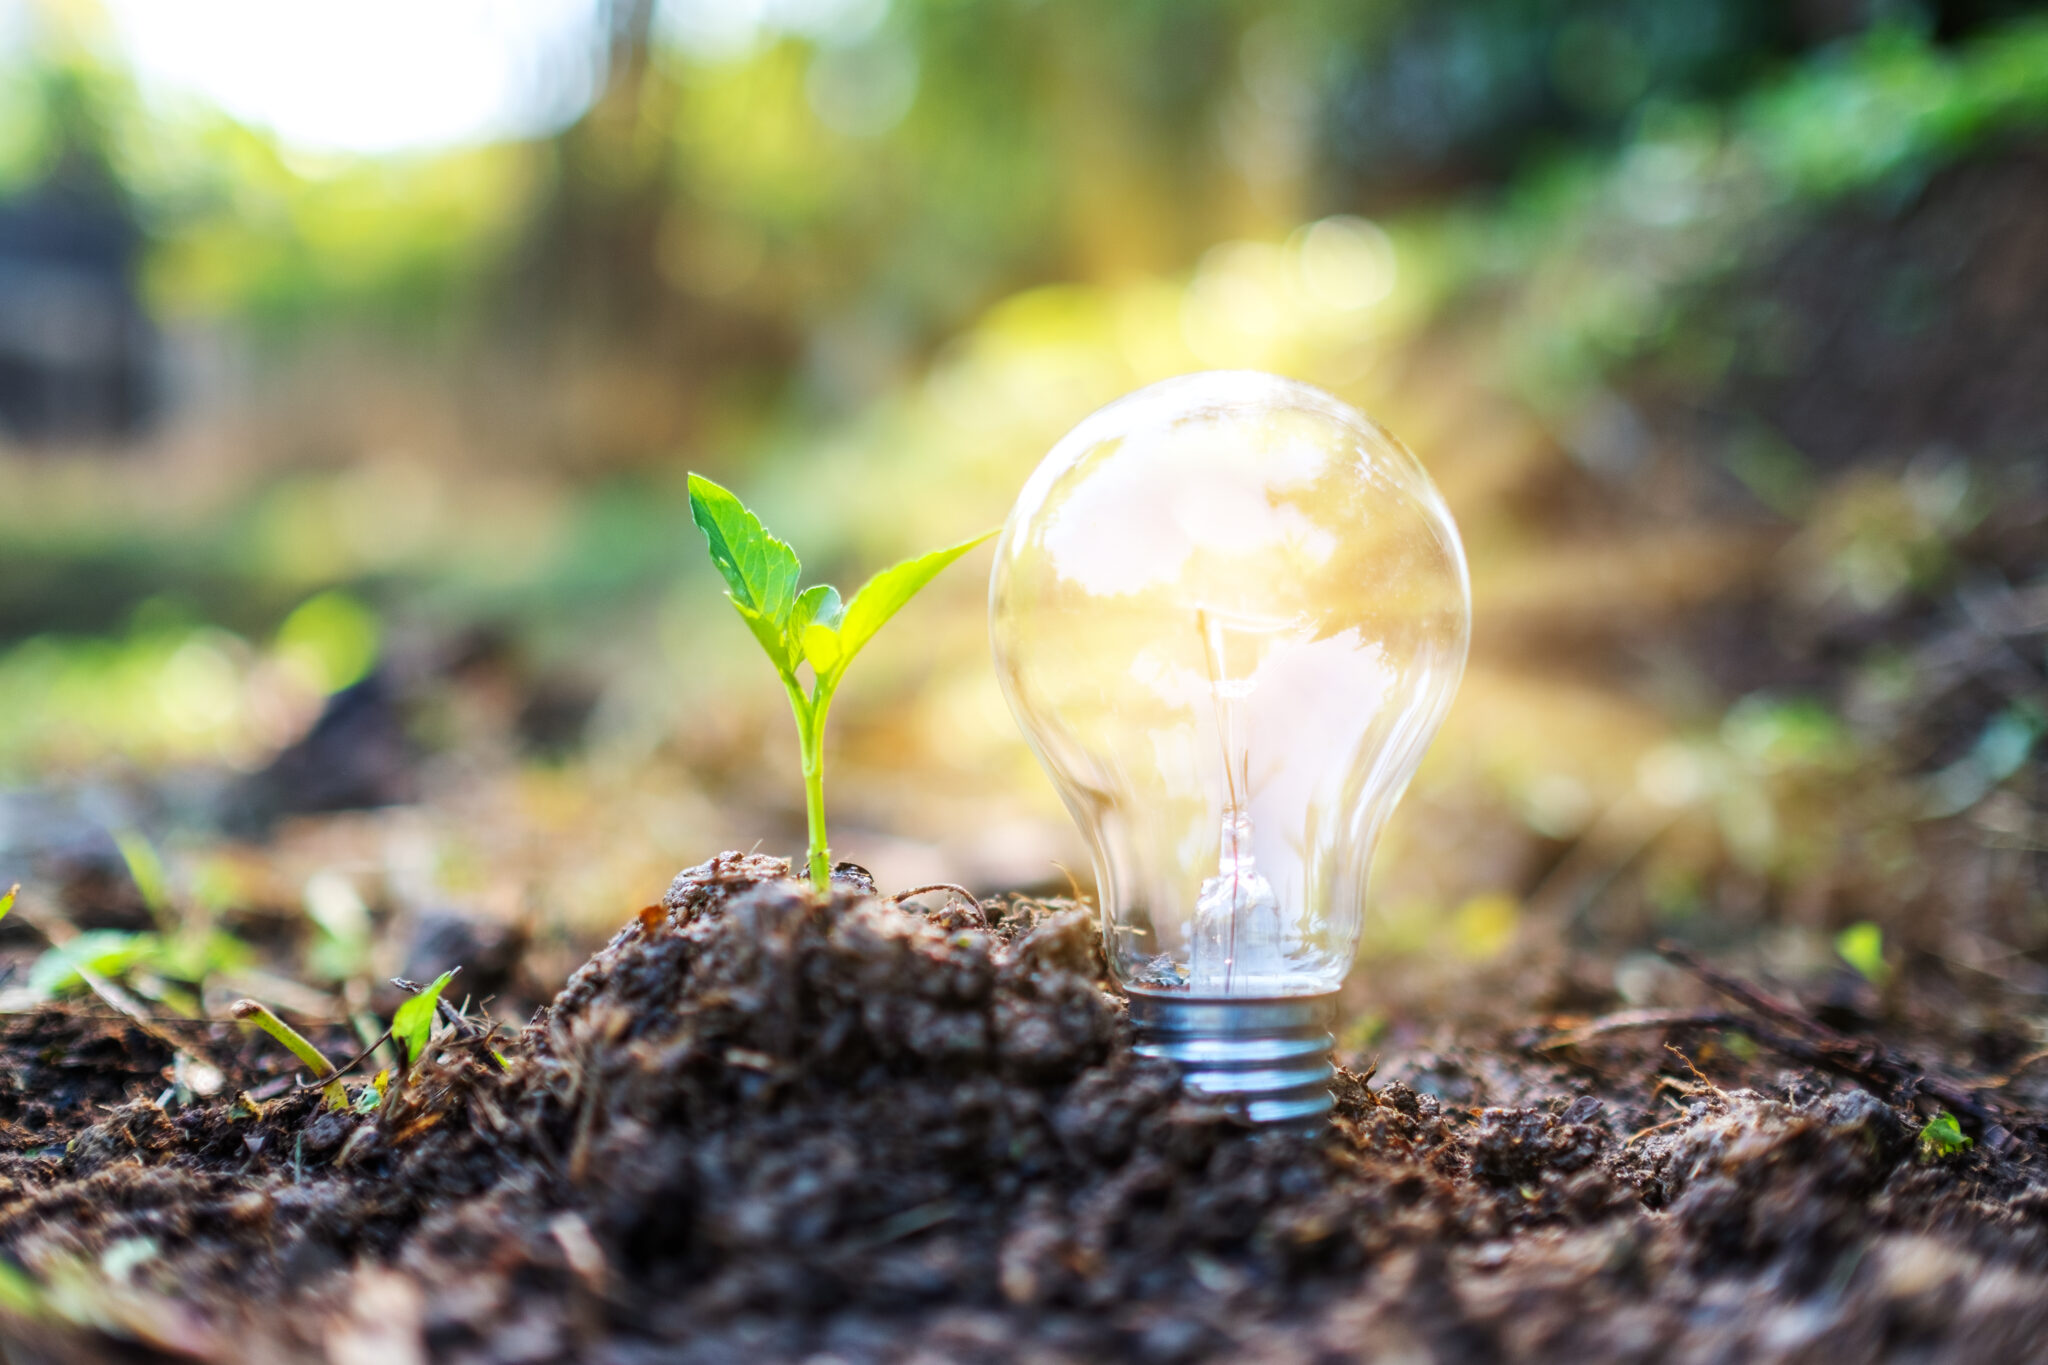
[688,473,993,888]
[392,967,458,1067]
[230,971,460,1115]
[230,1000,348,1111]
[1919,1109,1972,1162]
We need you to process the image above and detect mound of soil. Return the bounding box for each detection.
[0,852,2044,1364]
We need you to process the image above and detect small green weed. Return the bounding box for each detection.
[687,473,993,887]
[393,968,457,1066]
[1918,1109,1972,1162]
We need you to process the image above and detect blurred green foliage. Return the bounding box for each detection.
[0,0,2042,979]
[1835,921,1890,986]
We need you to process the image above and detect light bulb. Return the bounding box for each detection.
[990,372,1470,1128]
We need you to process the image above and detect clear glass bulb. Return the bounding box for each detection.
[989,372,1470,1123]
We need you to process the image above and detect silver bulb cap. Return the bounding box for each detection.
[1126,991,1336,1133]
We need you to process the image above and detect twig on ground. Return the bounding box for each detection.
[889,884,981,913]
[1664,1043,1716,1088]
[293,1028,395,1092]
[1539,1009,1740,1050]
[1623,1116,1687,1146]
[1656,940,2014,1133]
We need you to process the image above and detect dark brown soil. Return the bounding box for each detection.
[0,852,2043,1364]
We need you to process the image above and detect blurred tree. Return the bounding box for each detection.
[0,62,156,441]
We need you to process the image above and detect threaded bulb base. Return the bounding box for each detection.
[1126,991,1336,1133]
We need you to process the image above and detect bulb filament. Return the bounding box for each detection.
[1190,611,1284,995]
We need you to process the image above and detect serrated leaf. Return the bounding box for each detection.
[832,530,997,678]
[393,968,458,1066]
[801,622,843,674]
[687,474,801,625]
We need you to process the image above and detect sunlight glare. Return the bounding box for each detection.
[102,0,607,156]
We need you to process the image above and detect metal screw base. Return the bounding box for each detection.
[1126,991,1336,1133]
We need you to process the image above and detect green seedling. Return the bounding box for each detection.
[393,968,458,1066]
[1918,1109,1972,1162]
[687,473,994,887]
[230,999,348,1111]
[1835,921,1890,987]
[353,1071,389,1114]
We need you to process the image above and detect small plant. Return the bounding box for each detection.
[1834,920,1890,987]
[230,1000,348,1111]
[1918,1109,1972,1162]
[25,832,253,1014]
[231,968,465,1116]
[687,473,993,888]
[392,968,457,1066]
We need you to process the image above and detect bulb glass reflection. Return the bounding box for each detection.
[991,372,1470,1002]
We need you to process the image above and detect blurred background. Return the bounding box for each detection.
[0,0,2043,1041]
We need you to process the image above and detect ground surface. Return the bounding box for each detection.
[0,852,2042,1364]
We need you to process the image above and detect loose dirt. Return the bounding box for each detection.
[0,851,2042,1364]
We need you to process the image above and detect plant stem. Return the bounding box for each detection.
[231,999,348,1111]
[785,678,835,889]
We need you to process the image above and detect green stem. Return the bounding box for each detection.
[784,677,837,889]
[231,999,348,1111]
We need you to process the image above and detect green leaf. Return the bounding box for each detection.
[687,474,801,625]
[0,885,14,923]
[1918,1109,1972,1162]
[790,584,845,677]
[831,530,996,680]
[113,829,170,919]
[801,622,843,675]
[790,583,843,636]
[732,600,795,675]
[29,930,150,998]
[393,968,458,1066]
[1834,921,1889,986]
[155,929,256,984]
[357,1067,392,1113]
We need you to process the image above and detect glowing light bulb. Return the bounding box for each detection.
[990,372,1470,1128]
